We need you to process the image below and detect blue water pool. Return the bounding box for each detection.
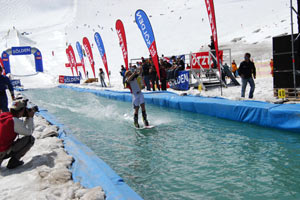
[24,88,300,200]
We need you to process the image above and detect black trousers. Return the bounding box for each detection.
[0,135,35,165]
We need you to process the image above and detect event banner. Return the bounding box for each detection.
[59,75,80,84]
[94,32,110,81]
[11,79,21,87]
[191,51,223,69]
[65,48,74,76]
[68,45,78,76]
[116,19,129,70]
[76,41,86,77]
[205,0,221,71]
[170,71,189,91]
[83,37,96,78]
[135,9,160,79]
[11,46,31,55]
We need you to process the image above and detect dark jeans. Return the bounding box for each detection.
[0,93,8,112]
[241,77,255,98]
[100,78,107,87]
[0,135,35,166]
[144,75,151,91]
[161,79,167,91]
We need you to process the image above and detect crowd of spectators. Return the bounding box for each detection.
[120,55,186,91]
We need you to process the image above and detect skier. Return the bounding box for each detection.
[125,68,149,128]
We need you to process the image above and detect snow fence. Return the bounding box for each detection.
[59,85,300,133]
[37,109,143,200]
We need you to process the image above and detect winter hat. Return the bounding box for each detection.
[9,100,26,111]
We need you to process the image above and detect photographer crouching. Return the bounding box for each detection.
[0,99,37,169]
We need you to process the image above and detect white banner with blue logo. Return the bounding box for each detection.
[170,71,189,91]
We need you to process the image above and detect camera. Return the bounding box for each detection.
[22,99,39,117]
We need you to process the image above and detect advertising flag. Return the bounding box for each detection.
[205,0,221,71]
[68,45,78,76]
[76,41,86,77]
[82,37,96,78]
[0,57,5,75]
[135,9,160,79]
[66,48,74,76]
[116,19,129,70]
[94,32,110,81]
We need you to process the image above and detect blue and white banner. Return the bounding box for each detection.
[12,46,31,55]
[135,9,160,79]
[94,32,110,80]
[76,41,83,60]
[11,79,21,87]
[170,71,189,91]
[59,75,80,84]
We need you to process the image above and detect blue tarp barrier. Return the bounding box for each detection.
[37,109,143,200]
[59,85,300,133]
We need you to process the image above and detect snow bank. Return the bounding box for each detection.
[0,115,105,200]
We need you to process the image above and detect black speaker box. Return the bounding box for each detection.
[273,34,299,54]
[273,53,300,71]
[273,71,300,88]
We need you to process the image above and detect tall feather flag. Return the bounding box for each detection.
[205,0,221,71]
[68,45,78,76]
[115,19,129,70]
[94,32,110,82]
[135,9,160,79]
[76,41,86,77]
[82,37,96,78]
[65,48,74,76]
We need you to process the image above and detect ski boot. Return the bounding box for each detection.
[134,114,140,128]
[142,111,149,126]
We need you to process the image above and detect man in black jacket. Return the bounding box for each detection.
[238,53,256,98]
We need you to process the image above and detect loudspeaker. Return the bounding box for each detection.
[273,34,300,71]
[273,53,300,71]
[273,71,300,88]
[273,34,299,54]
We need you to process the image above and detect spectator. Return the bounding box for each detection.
[231,60,238,78]
[0,99,35,169]
[0,67,14,112]
[160,60,168,91]
[99,68,107,87]
[79,71,82,80]
[142,58,151,91]
[120,65,126,88]
[270,58,274,77]
[150,64,160,91]
[208,36,217,69]
[238,53,256,98]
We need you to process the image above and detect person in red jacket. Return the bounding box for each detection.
[0,99,35,169]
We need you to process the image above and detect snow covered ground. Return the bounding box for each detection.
[0,0,298,199]
[0,113,105,200]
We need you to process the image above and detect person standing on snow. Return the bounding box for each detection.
[0,67,15,112]
[0,99,35,169]
[208,36,217,69]
[120,65,126,88]
[238,53,256,99]
[98,68,107,87]
[231,60,238,78]
[125,69,149,128]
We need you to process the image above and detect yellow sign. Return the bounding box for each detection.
[278,89,286,99]
[198,84,202,92]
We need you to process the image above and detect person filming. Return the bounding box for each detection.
[0,99,36,169]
